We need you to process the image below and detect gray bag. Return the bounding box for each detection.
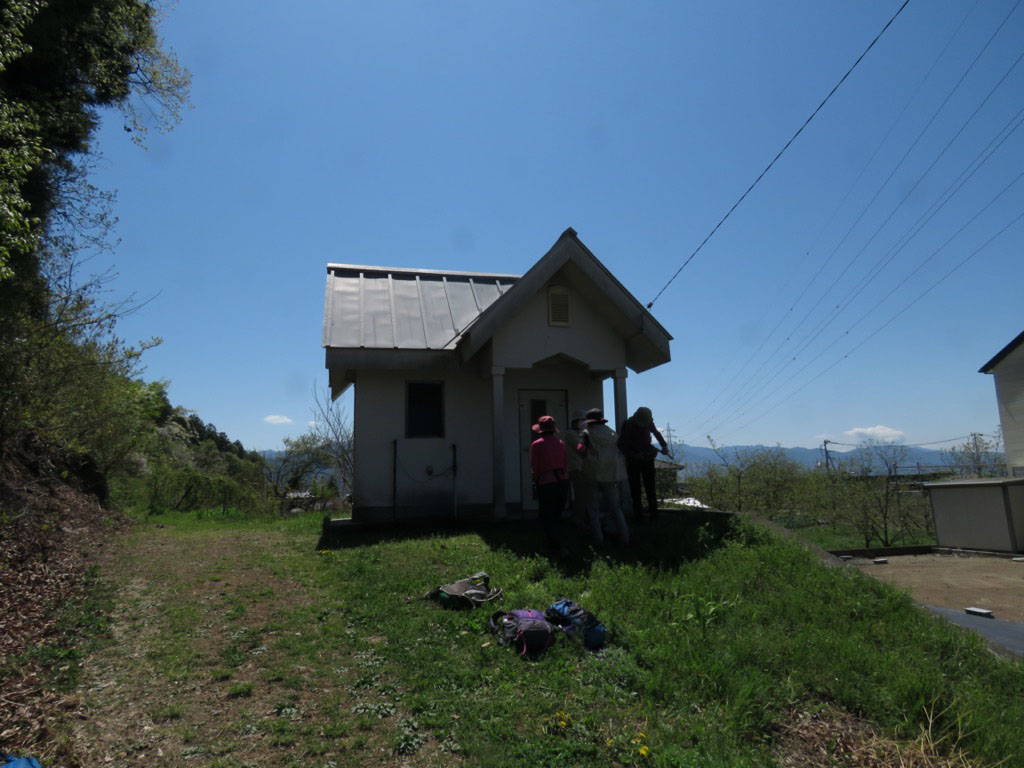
[425,571,502,609]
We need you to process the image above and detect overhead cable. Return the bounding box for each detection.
[696,41,1024,434]
[732,207,1024,432]
[645,0,910,310]
[679,0,991,428]
[708,175,1024,438]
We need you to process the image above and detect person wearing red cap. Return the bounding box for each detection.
[530,415,568,556]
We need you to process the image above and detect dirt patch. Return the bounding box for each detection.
[61,525,454,768]
[857,554,1024,622]
[0,448,127,759]
[68,531,311,765]
[775,705,978,767]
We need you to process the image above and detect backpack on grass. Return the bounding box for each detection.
[3,757,43,768]
[425,571,502,610]
[489,609,556,658]
[545,598,606,649]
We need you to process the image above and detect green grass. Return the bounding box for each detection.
[102,509,1024,766]
[781,522,937,551]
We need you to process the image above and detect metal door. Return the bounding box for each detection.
[518,389,567,511]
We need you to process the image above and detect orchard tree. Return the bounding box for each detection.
[942,432,1005,478]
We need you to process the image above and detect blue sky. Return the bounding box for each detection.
[87,1,1024,452]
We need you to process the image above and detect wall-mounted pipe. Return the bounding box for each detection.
[452,443,458,519]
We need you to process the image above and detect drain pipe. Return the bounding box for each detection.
[452,443,458,519]
[392,439,397,521]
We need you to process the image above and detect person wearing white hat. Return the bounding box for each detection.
[576,408,630,546]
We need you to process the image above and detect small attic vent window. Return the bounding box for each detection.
[548,287,570,327]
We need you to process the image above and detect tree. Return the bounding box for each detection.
[830,441,930,547]
[309,386,354,495]
[0,0,189,275]
[942,432,1005,478]
[263,434,332,503]
[0,0,189,458]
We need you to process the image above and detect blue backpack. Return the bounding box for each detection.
[545,598,606,649]
[3,757,43,768]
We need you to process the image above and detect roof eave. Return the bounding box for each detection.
[979,329,1024,373]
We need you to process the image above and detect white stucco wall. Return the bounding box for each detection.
[352,363,606,516]
[348,277,638,518]
[491,282,626,372]
[991,343,1024,476]
[353,367,492,514]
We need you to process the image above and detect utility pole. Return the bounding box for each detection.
[971,432,981,476]
[662,422,677,456]
[823,439,832,471]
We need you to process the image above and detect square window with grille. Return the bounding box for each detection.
[548,286,570,327]
[406,381,444,438]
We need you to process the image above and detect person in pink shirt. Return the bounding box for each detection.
[530,415,568,557]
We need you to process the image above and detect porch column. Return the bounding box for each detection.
[613,368,628,431]
[491,367,506,519]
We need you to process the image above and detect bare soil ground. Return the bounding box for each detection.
[857,554,1024,622]
[64,526,452,767]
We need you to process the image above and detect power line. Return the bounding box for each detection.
[728,206,1024,434]
[695,39,1024,435]
[685,1,1019,430]
[706,174,1024,439]
[683,2,979,426]
[646,0,910,310]
[826,434,998,448]
[731,95,1024,420]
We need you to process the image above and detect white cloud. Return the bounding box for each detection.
[307,420,318,428]
[843,425,905,443]
[264,414,294,425]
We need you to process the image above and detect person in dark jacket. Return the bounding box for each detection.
[530,415,568,556]
[617,406,668,522]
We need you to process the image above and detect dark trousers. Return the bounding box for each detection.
[537,480,568,551]
[626,458,658,519]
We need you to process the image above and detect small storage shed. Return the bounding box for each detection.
[925,477,1024,553]
[322,228,672,522]
[980,329,1024,477]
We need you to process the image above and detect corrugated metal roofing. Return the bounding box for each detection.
[324,265,519,350]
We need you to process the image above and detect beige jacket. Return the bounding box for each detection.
[580,422,620,483]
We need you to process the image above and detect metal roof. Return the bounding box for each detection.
[323,265,519,350]
[979,328,1024,373]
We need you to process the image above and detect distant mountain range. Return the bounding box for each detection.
[668,443,954,473]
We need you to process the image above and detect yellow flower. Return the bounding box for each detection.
[637,732,646,739]
[606,738,615,746]
[639,745,650,756]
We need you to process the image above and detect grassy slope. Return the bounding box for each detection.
[82,511,1023,767]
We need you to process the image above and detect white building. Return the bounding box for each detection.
[322,228,673,522]
[980,329,1024,477]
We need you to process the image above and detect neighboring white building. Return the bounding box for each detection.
[980,329,1024,477]
[322,228,672,522]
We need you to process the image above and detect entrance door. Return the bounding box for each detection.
[518,389,567,511]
